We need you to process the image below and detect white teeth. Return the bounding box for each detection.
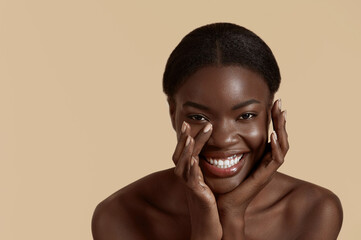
[206,154,244,169]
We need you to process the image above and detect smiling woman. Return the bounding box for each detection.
[171,66,271,194]
[91,23,343,240]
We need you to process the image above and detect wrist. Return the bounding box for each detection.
[190,209,223,240]
[220,216,245,240]
[186,192,222,240]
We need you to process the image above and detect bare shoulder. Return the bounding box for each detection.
[275,172,343,239]
[91,168,187,240]
[92,170,177,240]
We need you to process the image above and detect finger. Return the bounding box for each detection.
[174,136,194,180]
[271,99,289,155]
[246,131,283,188]
[279,110,289,154]
[192,123,213,157]
[266,131,284,171]
[188,157,200,188]
[271,99,282,133]
[172,121,191,165]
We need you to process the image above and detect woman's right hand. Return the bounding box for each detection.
[172,121,222,240]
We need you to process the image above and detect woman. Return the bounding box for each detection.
[92,23,343,239]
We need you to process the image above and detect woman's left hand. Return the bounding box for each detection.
[216,99,289,239]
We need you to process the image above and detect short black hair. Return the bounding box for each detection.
[162,23,281,98]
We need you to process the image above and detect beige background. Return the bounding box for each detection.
[1,0,360,239]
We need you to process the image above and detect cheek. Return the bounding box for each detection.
[241,123,268,150]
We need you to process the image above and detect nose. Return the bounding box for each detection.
[207,120,240,149]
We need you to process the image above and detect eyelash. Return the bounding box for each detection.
[238,113,257,120]
[187,113,257,122]
[188,114,209,122]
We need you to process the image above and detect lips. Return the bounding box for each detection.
[200,152,247,178]
[205,154,243,168]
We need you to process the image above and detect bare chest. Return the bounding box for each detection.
[244,202,300,240]
[130,203,299,240]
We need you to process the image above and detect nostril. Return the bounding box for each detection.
[206,121,240,148]
[207,133,238,148]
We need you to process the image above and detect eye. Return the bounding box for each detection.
[188,114,209,122]
[238,113,256,120]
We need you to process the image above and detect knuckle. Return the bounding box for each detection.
[173,167,181,176]
[284,131,289,139]
[274,153,284,164]
[174,170,181,178]
[283,144,290,154]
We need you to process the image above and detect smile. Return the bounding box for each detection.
[205,154,244,169]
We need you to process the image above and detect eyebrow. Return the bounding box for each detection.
[183,99,260,111]
[183,101,210,111]
[231,99,260,110]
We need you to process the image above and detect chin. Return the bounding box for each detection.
[204,177,243,195]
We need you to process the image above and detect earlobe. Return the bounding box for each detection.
[167,97,176,130]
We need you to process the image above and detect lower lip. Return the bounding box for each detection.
[200,154,246,178]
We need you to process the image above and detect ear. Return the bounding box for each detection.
[167,97,176,130]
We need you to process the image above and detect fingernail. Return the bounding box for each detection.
[191,157,195,166]
[181,121,187,133]
[278,99,282,111]
[272,131,278,141]
[185,135,191,146]
[283,110,287,122]
[203,123,212,133]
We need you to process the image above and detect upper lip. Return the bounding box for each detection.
[200,150,247,159]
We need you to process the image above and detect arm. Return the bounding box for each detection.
[173,121,222,240]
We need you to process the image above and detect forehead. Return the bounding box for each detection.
[174,66,271,108]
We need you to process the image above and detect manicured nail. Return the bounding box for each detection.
[185,135,191,146]
[283,110,287,122]
[203,123,212,133]
[272,131,278,141]
[278,99,282,111]
[181,121,187,133]
[191,156,197,166]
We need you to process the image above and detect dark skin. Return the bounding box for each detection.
[92,66,343,240]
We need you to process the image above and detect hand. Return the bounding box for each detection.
[217,99,289,239]
[172,121,222,240]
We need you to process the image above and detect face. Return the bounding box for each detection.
[169,65,272,194]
